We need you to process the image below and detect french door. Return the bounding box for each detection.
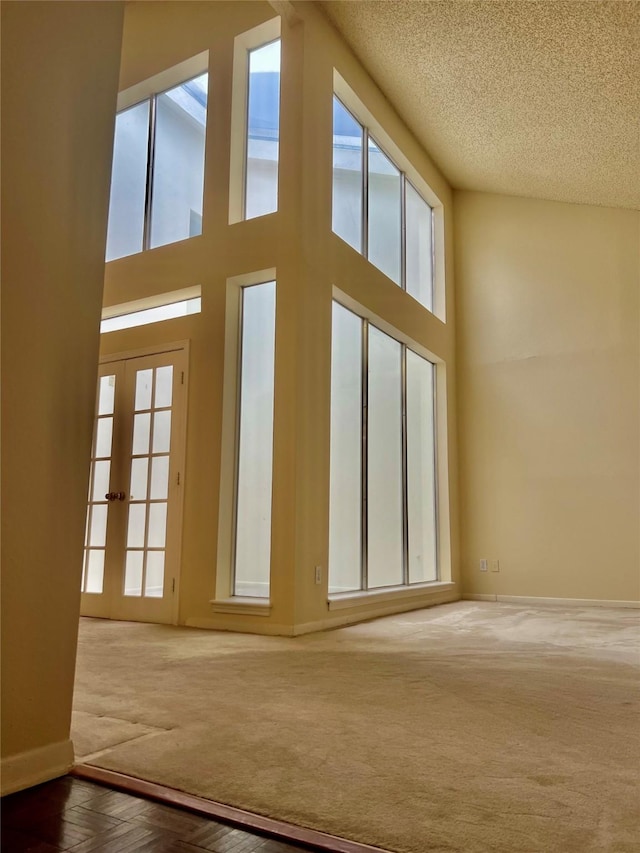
[80,345,187,624]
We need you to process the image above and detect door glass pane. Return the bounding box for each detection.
[245,40,280,219]
[92,461,111,502]
[132,413,151,455]
[129,457,149,501]
[150,456,170,500]
[124,551,143,596]
[332,98,363,253]
[234,282,276,597]
[147,503,167,548]
[329,304,362,593]
[152,410,172,453]
[367,327,403,588]
[106,101,149,262]
[406,351,437,583]
[127,503,146,548]
[135,369,153,411]
[95,417,113,459]
[86,550,105,594]
[98,375,116,416]
[89,504,108,548]
[154,365,173,408]
[144,551,165,598]
[406,182,433,311]
[368,139,401,285]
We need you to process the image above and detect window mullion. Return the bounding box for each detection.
[401,345,409,586]
[361,318,369,591]
[400,174,407,291]
[362,130,369,259]
[142,95,157,251]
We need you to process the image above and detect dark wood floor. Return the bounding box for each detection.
[1,776,315,853]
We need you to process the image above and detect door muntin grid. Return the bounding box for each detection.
[81,373,116,594]
[124,365,173,598]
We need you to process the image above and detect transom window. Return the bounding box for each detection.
[329,302,438,593]
[106,70,208,261]
[332,97,434,312]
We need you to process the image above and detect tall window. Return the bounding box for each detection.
[329,302,437,593]
[332,96,434,312]
[245,39,281,219]
[233,281,276,598]
[106,71,209,261]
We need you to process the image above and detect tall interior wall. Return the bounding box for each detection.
[1,1,124,794]
[455,192,640,603]
[101,0,461,635]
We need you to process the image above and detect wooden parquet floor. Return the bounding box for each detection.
[1,776,314,853]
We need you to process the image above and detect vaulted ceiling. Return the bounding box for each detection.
[319,1,640,209]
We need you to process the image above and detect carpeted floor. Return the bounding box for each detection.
[72,602,640,853]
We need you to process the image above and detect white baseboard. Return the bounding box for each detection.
[1,739,74,796]
[463,593,640,609]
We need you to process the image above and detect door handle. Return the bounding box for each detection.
[105,492,126,501]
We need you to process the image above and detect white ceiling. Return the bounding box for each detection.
[320,0,640,209]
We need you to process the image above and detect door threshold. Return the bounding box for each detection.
[71,764,389,853]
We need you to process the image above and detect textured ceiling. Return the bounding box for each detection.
[320,1,640,209]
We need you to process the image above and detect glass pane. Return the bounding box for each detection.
[152,410,172,453]
[149,73,208,250]
[85,550,105,594]
[95,417,113,459]
[144,551,165,598]
[245,40,280,220]
[127,503,146,548]
[332,98,363,252]
[98,374,116,416]
[368,139,401,285]
[101,298,201,334]
[92,460,111,502]
[106,101,149,262]
[150,456,170,500]
[124,550,143,596]
[147,503,167,548]
[132,413,151,455]
[407,351,437,583]
[367,327,403,588]
[135,369,153,411]
[406,182,433,311]
[154,365,173,408]
[129,457,149,501]
[234,282,276,597]
[89,504,108,548]
[328,304,362,594]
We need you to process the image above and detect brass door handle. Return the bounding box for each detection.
[105,492,126,501]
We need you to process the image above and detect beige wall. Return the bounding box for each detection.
[99,0,460,635]
[455,192,640,602]
[1,2,124,793]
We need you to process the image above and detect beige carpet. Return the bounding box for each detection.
[72,602,640,852]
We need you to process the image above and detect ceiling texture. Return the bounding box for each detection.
[319,1,640,209]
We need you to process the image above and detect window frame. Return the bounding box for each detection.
[328,299,439,596]
[107,52,209,262]
[332,72,444,319]
[229,17,282,224]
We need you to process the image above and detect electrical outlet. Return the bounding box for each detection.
[315,565,322,584]
[491,559,500,572]
[480,559,488,572]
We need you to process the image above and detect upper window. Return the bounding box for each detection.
[245,39,281,219]
[332,96,434,312]
[106,70,209,262]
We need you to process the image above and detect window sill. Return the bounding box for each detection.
[209,597,271,617]
[328,581,455,612]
